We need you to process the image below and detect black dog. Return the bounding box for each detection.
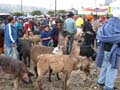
[18,39,32,67]
[80,45,97,61]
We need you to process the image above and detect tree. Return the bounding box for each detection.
[31,10,42,16]
[13,12,24,16]
[48,10,54,16]
[58,10,66,14]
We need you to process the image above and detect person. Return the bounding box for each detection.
[16,18,23,37]
[76,16,84,28]
[0,18,5,54]
[83,14,95,47]
[51,18,63,47]
[23,18,32,36]
[42,15,49,26]
[96,9,120,90]
[4,16,18,58]
[63,12,77,54]
[40,24,52,46]
[75,16,84,37]
[99,16,107,27]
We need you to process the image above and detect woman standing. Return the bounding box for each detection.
[4,16,18,58]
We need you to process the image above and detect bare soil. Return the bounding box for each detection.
[0,61,120,90]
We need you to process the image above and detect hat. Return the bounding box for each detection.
[101,16,107,22]
[86,15,94,21]
[55,18,63,23]
[76,17,84,27]
[68,12,74,17]
[43,24,49,28]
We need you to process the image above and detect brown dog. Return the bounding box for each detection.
[0,55,34,90]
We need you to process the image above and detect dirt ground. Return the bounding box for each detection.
[0,61,120,90]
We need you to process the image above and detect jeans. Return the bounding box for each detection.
[66,35,74,54]
[97,51,118,90]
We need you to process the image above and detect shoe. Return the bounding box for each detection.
[97,82,105,86]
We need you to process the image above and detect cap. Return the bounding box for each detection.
[86,15,94,21]
[68,12,74,17]
[55,18,63,23]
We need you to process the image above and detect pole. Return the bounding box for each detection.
[95,0,97,15]
[21,0,23,13]
[55,0,57,18]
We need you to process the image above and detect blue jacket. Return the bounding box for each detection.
[5,23,18,48]
[40,30,51,46]
[64,18,77,34]
[96,17,120,69]
[42,19,49,26]
[16,21,23,30]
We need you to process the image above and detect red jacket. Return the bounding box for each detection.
[23,22,32,35]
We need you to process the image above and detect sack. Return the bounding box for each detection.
[12,47,19,59]
[48,40,54,47]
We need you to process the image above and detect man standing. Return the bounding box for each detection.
[96,9,120,90]
[4,16,18,58]
[64,12,77,54]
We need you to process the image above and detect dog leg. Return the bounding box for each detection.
[63,72,70,90]
[34,66,38,78]
[23,55,27,67]
[13,77,20,90]
[56,73,61,80]
[35,76,43,90]
[49,68,52,82]
[27,56,31,67]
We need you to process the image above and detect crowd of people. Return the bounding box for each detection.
[1,10,120,90]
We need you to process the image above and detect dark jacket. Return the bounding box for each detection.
[51,27,60,42]
[83,21,94,34]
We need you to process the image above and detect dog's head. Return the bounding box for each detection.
[52,45,63,55]
[21,71,34,84]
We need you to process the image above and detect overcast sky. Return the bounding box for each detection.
[0,0,105,10]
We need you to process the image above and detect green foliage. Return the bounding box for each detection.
[58,10,66,14]
[48,10,54,15]
[13,12,24,16]
[31,10,42,15]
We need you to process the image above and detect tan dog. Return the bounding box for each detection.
[35,39,90,90]
[35,54,90,90]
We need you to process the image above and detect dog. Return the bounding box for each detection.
[0,55,34,90]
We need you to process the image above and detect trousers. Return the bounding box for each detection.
[97,51,118,90]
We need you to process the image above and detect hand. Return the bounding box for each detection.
[48,37,51,39]
[12,43,16,47]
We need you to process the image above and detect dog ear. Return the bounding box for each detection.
[59,45,64,49]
